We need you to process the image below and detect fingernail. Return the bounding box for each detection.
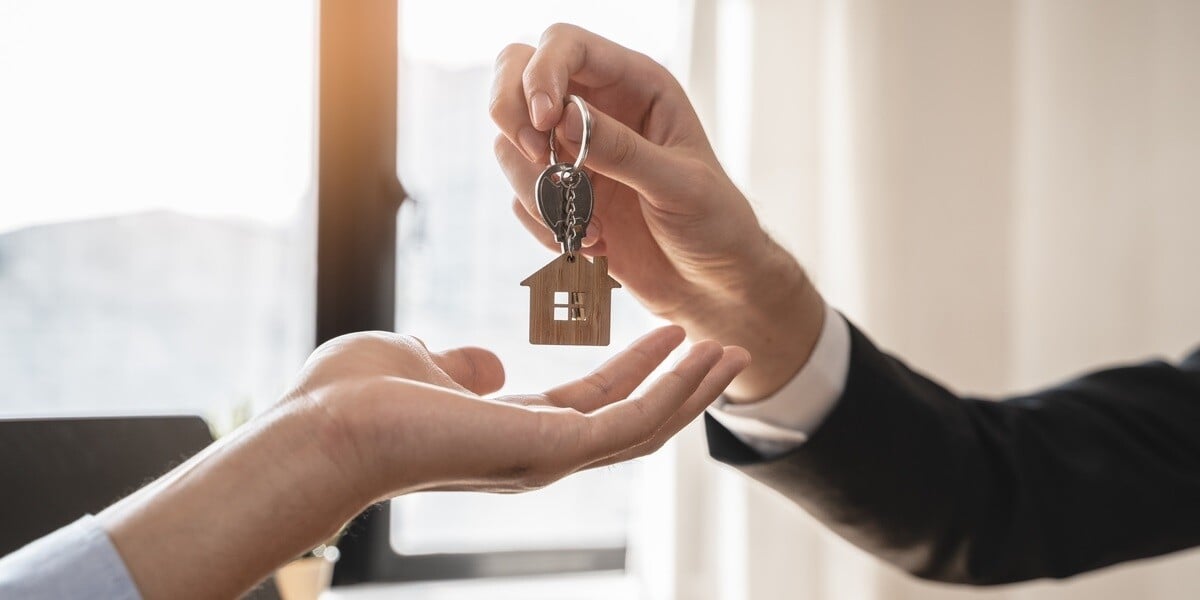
[518,127,543,161]
[530,92,554,129]
[563,104,583,143]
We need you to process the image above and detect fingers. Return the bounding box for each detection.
[491,43,545,162]
[497,97,688,207]
[522,24,668,130]
[555,100,687,197]
[497,135,602,251]
[543,325,686,411]
[402,340,746,495]
[495,134,545,220]
[587,345,750,468]
[579,340,726,460]
[493,25,717,222]
[431,347,506,396]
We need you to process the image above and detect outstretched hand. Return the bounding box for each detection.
[300,325,749,500]
[100,327,747,600]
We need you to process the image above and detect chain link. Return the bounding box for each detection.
[559,167,581,258]
[552,165,585,256]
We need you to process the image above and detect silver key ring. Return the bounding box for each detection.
[548,94,591,171]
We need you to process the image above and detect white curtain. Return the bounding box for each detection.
[664,0,1200,598]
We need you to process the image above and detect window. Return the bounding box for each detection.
[554,292,587,321]
[370,0,686,584]
[0,0,316,430]
[3,0,687,590]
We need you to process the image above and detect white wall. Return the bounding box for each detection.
[681,1,1200,598]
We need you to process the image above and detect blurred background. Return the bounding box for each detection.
[1,0,1198,599]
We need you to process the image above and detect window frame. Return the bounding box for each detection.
[554,291,589,321]
[316,0,626,585]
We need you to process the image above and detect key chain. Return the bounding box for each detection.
[520,95,620,346]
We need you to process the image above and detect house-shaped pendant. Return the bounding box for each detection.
[520,254,621,346]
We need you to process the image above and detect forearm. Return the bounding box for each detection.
[98,401,363,599]
[710,323,1200,584]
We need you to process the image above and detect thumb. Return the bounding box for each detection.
[557,100,685,199]
[431,347,506,395]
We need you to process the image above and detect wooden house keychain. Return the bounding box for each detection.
[521,95,620,346]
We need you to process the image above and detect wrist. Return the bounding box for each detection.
[673,239,825,401]
[269,398,379,523]
[99,403,365,599]
[289,389,385,507]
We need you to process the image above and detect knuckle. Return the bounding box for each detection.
[648,56,683,88]
[673,157,717,197]
[661,368,689,388]
[520,67,541,93]
[540,22,579,44]
[609,128,638,167]
[386,333,429,357]
[631,395,653,420]
[626,398,657,441]
[308,334,391,375]
[310,338,344,361]
[392,332,421,348]
[318,331,377,354]
[493,132,511,156]
[487,93,507,122]
[581,371,615,397]
[494,43,529,68]
[488,91,523,128]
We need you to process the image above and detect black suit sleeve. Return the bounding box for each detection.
[706,320,1200,585]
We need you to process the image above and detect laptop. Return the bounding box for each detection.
[0,415,215,556]
[0,415,289,599]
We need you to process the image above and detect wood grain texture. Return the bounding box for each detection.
[521,254,621,346]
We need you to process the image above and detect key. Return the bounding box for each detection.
[535,163,593,254]
[520,95,620,346]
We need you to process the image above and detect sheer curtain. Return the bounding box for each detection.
[666,0,1200,598]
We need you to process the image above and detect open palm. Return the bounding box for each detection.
[291,325,748,502]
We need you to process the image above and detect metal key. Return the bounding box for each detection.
[520,94,620,347]
[534,94,594,256]
[535,163,593,254]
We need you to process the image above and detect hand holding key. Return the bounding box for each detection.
[491,24,826,401]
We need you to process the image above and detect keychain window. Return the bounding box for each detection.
[553,292,588,321]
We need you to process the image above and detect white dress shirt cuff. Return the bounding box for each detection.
[0,515,141,600]
[707,303,851,458]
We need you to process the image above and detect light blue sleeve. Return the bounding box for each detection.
[0,514,142,600]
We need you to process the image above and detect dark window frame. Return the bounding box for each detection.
[315,0,626,585]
